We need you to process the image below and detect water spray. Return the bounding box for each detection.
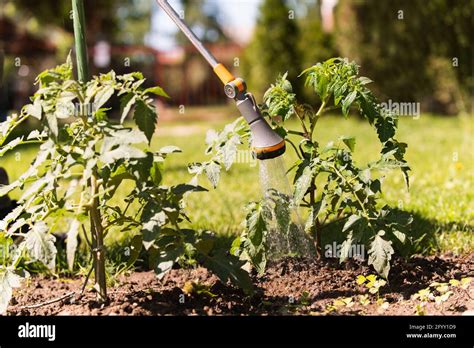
[156,0,286,160]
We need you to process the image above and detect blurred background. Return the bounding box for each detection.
[0,0,473,254]
[0,0,472,118]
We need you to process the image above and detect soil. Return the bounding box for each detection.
[6,254,473,316]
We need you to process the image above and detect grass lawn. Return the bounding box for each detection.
[2,107,473,255]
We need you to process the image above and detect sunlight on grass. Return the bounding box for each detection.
[2,112,472,254]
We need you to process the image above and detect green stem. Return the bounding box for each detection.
[89,174,107,302]
[310,100,327,135]
[72,0,89,83]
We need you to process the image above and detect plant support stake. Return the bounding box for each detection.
[71,0,106,301]
[72,0,89,82]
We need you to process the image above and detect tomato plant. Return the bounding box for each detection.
[0,56,252,314]
[195,58,413,278]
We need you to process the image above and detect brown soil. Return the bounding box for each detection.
[7,254,473,316]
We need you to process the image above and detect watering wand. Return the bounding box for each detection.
[156,0,285,160]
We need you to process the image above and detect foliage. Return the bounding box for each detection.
[195,58,412,278]
[334,0,472,114]
[0,56,252,313]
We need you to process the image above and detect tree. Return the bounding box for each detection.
[298,0,336,68]
[334,0,473,114]
[10,0,152,45]
[177,0,228,44]
[242,0,301,99]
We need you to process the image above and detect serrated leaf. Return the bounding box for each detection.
[94,84,114,110]
[293,165,313,206]
[23,221,57,270]
[204,161,221,188]
[134,100,157,144]
[144,86,170,98]
[342,90,357,116]
[149,246,181,279]
[245,203,268,274]
[0,268,23,314]
[368,231,394,278]
[119,93,136,123]
[203,250,253,295]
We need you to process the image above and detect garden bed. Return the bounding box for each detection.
[8,254,473,316]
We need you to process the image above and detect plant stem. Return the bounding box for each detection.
[90,174,107,302]
[72,0,89,83]
[310,100,327,135]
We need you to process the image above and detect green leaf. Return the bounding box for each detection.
[134,100,157,144]
[245,202,268,274]
[368,231,394,278]
[358,77,373,85]
[45,111,58,137]
[204,161,221,188]
[126,235,143,268]
[94,85,114,110]
[203,250,253,295]
[375,116,396,142]
[342,90,357,116]
[392,230,406,244]
[149,246,181,279]
[340,136,356,152]
[293,165,313,206]
[172,184,207,196]
[150,161,163,186]
[0,268,23,314]
[343,214,361,232]
[144,86,170,98]
[22,221,57,270]
[119,93,136,123]
[246,203,267,248]
[159,145,182,154]
[25,98,42,120]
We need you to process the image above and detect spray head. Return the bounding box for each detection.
[235,93,286,160]
[249,119,286,160]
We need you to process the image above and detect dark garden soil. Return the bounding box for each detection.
[7,254,473,316]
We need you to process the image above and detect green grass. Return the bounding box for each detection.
[2,110,473,255]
